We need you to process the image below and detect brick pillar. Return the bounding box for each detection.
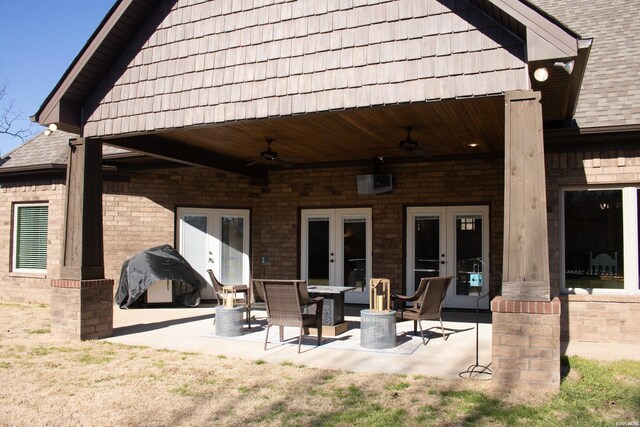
[494,91,559,389]
[51,279,113,340]
[51,138,113,340]
[492,297,560,389]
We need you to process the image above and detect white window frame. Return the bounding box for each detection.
[12,202,49,274]
[560,186,639,294]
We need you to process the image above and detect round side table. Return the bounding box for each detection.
[360,309,397,349]
[215,305,245,337]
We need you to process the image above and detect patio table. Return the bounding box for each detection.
[306,285,355,336]
[214,305,245,337]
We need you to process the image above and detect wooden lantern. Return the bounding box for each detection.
[369,278,391,312]
[222,285,237,307]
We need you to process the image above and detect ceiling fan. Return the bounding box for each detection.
[246,138,292,167]
[398,127,434,159]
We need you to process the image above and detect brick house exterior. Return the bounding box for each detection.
[1,0,639,388]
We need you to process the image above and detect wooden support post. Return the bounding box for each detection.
[493,91,559,390]
[502,91,550,301]
[51,138,113,340]
[60,138,105,280]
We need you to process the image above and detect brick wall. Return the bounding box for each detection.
[0,178,65,304]
[104,158,505,298]
[253,158,505,295]
[2,157,505,304]
[560,294,640,344]
[492,297,561,389]
[51,278,114,340]
[545,149,640,344]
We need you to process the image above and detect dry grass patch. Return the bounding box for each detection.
[1,302,638,426]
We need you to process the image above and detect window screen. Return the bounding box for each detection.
[13,204,48,271]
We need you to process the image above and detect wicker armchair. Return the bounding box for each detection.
[392,276,453,344]
[260,279,324,353]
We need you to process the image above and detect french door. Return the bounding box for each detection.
[407,206,490,309]
[301,208,372,304]
[176,208,250,300]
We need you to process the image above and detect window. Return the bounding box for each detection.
[561,187,639,293]
[12,203,48,273]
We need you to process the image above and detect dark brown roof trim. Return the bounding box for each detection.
[0,163,124,179]
[544,125,640,152]
[0,164,67,175]
[33,0,165,132]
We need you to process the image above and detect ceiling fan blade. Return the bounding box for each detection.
[273,157,292,167]
[414,147,435,159]
[246,159,261,166]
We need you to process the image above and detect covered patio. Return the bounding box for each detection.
[107,304,493,379]
[33,0,593,389]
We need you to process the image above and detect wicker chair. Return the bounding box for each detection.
[260,279,324,353]
[392,276,453,344]
[207,269,250,323]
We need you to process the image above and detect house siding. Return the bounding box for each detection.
[83,0,528,137]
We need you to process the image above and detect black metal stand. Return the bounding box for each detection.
[459,290,492,380]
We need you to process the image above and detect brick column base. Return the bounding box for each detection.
[491,296,561,390]
[51,279,114,340]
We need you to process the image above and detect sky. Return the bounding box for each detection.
[0,0,115,156]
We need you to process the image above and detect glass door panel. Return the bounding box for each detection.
[178,211,213,299]
[307,218,331,286]
[343,218,367,292]
[220,216,245,284]
[301,209,372,303]
[407,206,489,309]
[454,215,484,297]
[414,215,442,290]
[177,208,250,301]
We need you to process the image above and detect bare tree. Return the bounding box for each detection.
[1,81,35,141]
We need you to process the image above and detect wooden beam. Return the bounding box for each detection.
[60,138,105,280]
[502,91,550,301]
[107,134,267,181]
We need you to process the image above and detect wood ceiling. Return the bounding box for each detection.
[106,96,505,175]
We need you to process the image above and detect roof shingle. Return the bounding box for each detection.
[529,0,640,128]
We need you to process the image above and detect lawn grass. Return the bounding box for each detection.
[1,302,638,426]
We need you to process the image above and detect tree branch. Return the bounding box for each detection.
[0,81,36,142]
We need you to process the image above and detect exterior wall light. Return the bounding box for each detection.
[554,60,575,75]
[44,123,57,136]
[533,67,549,82]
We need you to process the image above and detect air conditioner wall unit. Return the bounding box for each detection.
[356,174,393,195]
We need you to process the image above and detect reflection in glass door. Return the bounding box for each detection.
[301,208,372,304]
[407,206,489,309]
[219,215,246,285]
[179,212,212,299]
[412,215,443,289]
[306,218,331,285]
[454,214,485,301]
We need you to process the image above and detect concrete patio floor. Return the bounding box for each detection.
[105,304,494,380]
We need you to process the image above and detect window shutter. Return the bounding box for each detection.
[15,205,48,270]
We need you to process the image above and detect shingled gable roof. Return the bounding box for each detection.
[34,0,584,139]
[529,0,640,131]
